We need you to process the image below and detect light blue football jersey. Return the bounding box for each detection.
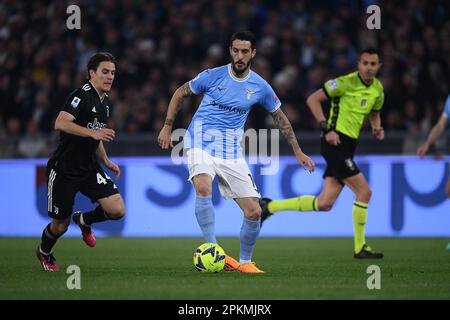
[185,64,281,159]
[443,94,450,119]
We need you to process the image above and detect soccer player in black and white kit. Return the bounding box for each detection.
[36,52,126,271]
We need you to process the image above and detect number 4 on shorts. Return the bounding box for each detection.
[96,173,107,185]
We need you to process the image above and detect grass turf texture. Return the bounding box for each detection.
[0,238,449,300]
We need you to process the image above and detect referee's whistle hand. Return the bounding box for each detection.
[325,131,340,146]
[372,127,384,140]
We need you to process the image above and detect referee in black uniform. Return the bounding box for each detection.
[36,52,126,271]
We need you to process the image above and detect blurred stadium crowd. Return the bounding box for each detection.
[0,0,449,157]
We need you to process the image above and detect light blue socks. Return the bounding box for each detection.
[239,217,261,262]
[195,195,216,243]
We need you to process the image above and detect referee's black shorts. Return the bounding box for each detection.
[320,131,360,185]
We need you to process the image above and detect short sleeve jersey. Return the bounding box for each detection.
[323,71,384,139]
[185,64,281,159]
[50,82,112,178]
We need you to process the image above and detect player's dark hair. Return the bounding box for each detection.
[87,52,117,79]
[230,30,256,49]
[358,47,382,62]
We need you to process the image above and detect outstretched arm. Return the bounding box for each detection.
[417,116,448,158]
[158,82,195,149]
[271,108,315,172]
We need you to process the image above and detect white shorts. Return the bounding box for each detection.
[186,148,260,200]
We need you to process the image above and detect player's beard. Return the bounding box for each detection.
[232,58,252,76]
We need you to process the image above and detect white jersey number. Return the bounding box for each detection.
[96,173,107,185]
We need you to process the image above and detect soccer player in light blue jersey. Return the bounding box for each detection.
[158,30,315,273]
[417,94,450,250]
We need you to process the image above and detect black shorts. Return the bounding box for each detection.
[320,132,360,184]
[46,163,119,220]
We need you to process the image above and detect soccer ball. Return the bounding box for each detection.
[193,242,226,273]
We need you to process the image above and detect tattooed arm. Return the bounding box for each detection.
[271,108,315,172]
[271,108,302,154]
[158,82,195,149]
[163,82,195,127]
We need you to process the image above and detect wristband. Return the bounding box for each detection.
[320,121,329,134]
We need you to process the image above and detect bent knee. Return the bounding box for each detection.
[246,206,262,220]
[317,198,334,212]
[319,203,334,212]
[106,205,126,220]
[356,188,372,203]
[195,185,212,196]
[52,220,69,235]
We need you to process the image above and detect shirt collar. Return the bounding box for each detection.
[89,80,108,102]
[228,64,251,82]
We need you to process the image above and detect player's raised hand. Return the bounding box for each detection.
[91,128,115,142]
[372,126,384,140]
[325,131,341,146]
[295,151,315,173]
[104,158,121,179]
[158,126,174,149]
[417,143,429,159]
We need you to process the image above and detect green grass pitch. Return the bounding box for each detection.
[0,238,449,300]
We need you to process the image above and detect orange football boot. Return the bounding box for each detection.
[238,262,264,273]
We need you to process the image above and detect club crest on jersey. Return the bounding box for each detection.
[246,89,255,100]
[71,97,81,108]
[361,99,367,107]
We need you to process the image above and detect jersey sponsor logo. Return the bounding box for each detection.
[87,118,107,130]
[210,100,247,115]
[71,97,81,108]
[82,83,91,91]
[246,89,255,100]
[327,79,338,91]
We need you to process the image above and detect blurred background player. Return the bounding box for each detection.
[417,93,450,250]
[37,52,126,271]
[260,48,384,259]
[158,31,314,273]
